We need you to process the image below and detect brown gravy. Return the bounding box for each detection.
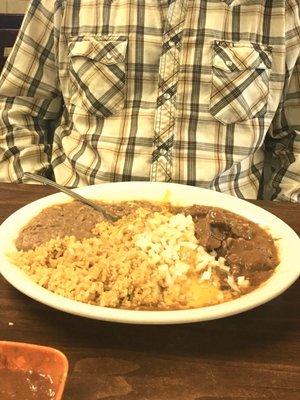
[181,205,279,293]
[0,368,56,400]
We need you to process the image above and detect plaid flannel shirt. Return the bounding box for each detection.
[0,0,299,201]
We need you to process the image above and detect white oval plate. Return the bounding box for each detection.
[0,182,299,324]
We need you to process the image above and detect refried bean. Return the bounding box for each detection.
[16,202,104,251]
[16,201,157,251]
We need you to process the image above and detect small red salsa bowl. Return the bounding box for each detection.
[0,341,68,400]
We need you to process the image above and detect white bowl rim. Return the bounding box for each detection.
[0,181,299,325]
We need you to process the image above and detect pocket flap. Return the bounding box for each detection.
[212,41,272,72]
[69,35,127,64]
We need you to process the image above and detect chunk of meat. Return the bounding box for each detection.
[226,237,277,272]
[183,205,279,285]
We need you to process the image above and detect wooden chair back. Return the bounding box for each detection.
[0,14,24,72]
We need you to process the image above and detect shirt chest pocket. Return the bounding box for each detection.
[68,36,127,118]
[209,41,272,125]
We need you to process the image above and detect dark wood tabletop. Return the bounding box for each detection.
[0,183,299,400]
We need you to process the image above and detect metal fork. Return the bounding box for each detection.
[24,173,119,222]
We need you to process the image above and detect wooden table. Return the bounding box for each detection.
[0,183,299,400]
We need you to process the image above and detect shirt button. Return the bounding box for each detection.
[106,52,112,60]
[226,60,233,67]
[164,93,171,100]
[159,149,167,156]
[169,40,176,47]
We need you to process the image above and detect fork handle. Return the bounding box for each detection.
[23,173,118,222]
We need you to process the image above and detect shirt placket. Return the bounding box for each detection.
[150,0,188,182]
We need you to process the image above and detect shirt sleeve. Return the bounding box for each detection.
[0,0,63,183]
[265,0,300,202]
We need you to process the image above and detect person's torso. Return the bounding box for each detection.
[52,0,289,198]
